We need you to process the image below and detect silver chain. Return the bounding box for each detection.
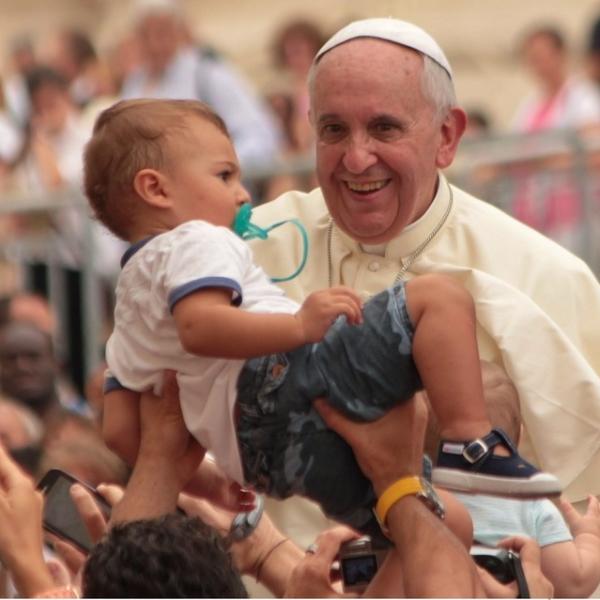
[327,184,454,288]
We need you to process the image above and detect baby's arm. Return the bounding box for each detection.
[102,388,142,466]
[172,286,363,359]
[540,496,600,597]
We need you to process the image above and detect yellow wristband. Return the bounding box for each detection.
[375,476,423,527]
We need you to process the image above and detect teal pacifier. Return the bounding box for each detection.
[232,203,308,283]
[232,203,269,240]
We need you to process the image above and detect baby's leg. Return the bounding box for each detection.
[405,274,561,497]
[405,274,490,441]
[103,388,142,466]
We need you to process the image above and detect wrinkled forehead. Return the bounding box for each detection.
[316,37,424,71]
[311,38,425,102]
[309,39,433,125]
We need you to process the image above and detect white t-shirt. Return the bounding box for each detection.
[106,220,299,483]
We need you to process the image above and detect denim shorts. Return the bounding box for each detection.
[236,282,422,537]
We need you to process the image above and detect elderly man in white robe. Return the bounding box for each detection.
[249,18,600,548]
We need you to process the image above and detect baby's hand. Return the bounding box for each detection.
[295,287,363,343]
[187,458,256,512]
[561,495,600,539]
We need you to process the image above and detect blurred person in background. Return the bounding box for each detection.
[0,396,44,474]
[0,320,86,422]
[513,26,600,132]
[263,19,324,200]
[0,78,24,184]
[271,19,323,156]
[43,29,99,108]
[15,66,90,203]
[0,292,57,336]
[39,424,128,487]
[121,0,281,176]
[586,15,600,88]
[105,33,141,96]
[42,28,121,128]
[8,65,123,391]
[464,107,493,140]
[12,65,123,274]
[511,25,600,250]
[2,35,37,127]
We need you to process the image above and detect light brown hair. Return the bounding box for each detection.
[83,99,229,240]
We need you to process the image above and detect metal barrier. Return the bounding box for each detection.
[451,127,600,273]
[0,126,599,387]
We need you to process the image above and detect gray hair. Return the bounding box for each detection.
[421,55,456,120]
[308,47,457,121]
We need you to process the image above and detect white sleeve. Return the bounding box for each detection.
[161,223,250,312]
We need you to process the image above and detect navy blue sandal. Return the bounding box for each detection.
[432,428,561,497]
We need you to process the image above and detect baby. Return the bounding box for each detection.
[83,99,560,537]
[426,361,600,598]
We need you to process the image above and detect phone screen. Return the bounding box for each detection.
[341,554,378,587]
[38,470,111,553]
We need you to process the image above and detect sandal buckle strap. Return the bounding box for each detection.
[462,438,490,464]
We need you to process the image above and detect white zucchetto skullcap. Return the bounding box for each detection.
[132,0,183,23]
[315,17,452,79]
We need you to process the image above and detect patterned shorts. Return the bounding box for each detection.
[236,282,422,537]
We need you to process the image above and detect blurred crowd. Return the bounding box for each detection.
[1,2,600,265]
[2,2,600,260]
[0,1,327,205]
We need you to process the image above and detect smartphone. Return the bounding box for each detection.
[470,544,530,597]
[339,536,389,593]
[37,469,112,554]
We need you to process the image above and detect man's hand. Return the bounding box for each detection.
[137,370,206,488]
[497,536,554,598]
[284,526,359,598]
[0,444,55,597]
[52,483,124,582]
[111,371,206,524]
[295,287,363,344]
[185,458,256,512]
[315,392,428,495]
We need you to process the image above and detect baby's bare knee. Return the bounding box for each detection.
[407,274,474,313]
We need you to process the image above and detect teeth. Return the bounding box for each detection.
[346,180,388,192]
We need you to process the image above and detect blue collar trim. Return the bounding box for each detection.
[121,236,156,268]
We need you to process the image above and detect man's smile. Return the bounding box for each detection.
[344,179,392,194]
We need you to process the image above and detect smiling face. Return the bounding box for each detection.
[165,117,251,229]
[311,39,462,244]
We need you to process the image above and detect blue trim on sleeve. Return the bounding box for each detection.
[168,276,243,313]
[104,375,128,394]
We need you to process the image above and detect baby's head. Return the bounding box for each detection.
[84,99,250,241]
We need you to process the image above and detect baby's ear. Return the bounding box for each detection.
[133,168,172,208]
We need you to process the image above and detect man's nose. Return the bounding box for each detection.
[341,135,378,174]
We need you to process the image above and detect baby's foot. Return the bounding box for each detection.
[432,428,561,498]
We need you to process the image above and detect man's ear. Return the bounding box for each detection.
[133,169,173,208]
[435,107,467,169]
